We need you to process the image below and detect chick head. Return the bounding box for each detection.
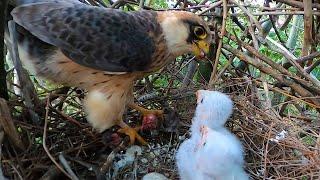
[194,90,233,128]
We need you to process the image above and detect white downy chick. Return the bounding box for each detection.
[176,136,200,180]
[194,125,248,180]
[191,90,233,134]
[176,90,248,180]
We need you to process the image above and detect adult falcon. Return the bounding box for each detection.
[9,0,212,144]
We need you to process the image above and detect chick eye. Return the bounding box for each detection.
[194,26,207,39]
[200,98,204,103]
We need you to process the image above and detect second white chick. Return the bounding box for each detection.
[176,90,248,180]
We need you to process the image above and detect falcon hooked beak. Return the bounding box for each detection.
[192,40,210,59]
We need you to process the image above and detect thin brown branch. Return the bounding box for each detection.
[274,0,320,9]
[265,37,320,90]
[306,59,320,73]
[302,0,313,57]
[223,44,320,108]
[0,98,24,150]
[229,0,265,37]
[43,95,73,180]
[208,0,227,87]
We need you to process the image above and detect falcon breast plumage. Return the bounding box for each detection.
[9,0,212,144]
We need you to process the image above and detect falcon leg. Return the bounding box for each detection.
[117,121,147,145]
[128,103,164,118]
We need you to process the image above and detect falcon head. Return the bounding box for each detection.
[158,11,212,59]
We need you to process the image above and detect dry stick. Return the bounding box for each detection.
[99,141,127,175]
[198,0,222,15]
[0,98,25,150]
[227,11,320,16]
[181,61,197,88]
[0,131,8,180]
[229,0,265,37]
[280,14,293,30]
[208,0,227,87]
[302,0,313,57]
[274,0,320,9]
[227,34,317,93]
[268,14,285,45]
[58,153,79,180]
[283,49,320,70]
[295,51,320,64]
[213,50,235,81]
[306,59,320,73]
[43,95,73,180]
[254,80,320,109]
[263,123,274,179]
[265,37,320,90]
[222,44,320,108]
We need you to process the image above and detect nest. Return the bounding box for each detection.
[0,0,319,179]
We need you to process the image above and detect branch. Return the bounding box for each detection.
[208,0,227,87]
[273,0,320,9]
[43,95,73,179]
[265,36,320,91]
[0,98,25,150]
[223,44,320,108]
[302,0,313,57]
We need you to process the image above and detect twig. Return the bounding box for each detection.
[273,0,320,9]
[0,98,24,150]
[228,34,317,92]
[295,51,320,64]
[302,0,313,57]
[99,140,127,175]
[208,0,227,87]
[223,44,320,107]
[265,36,320,90]
[43,95,73,179]
[306,59,320,74]
[198,0,222,15]
[0,130,8,180]
[229,0,265,38]
[7,161,23,180]
[58,153,79,180]
[181,61,197,88]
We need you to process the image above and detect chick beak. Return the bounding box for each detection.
[192,40,210,60]
[196,90,202,104]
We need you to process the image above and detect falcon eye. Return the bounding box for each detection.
[193,26,207,39]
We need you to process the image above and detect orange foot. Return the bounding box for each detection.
[128,103,164,119]
[117,122,147,145]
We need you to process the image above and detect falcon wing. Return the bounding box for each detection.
[11,2,158,73]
